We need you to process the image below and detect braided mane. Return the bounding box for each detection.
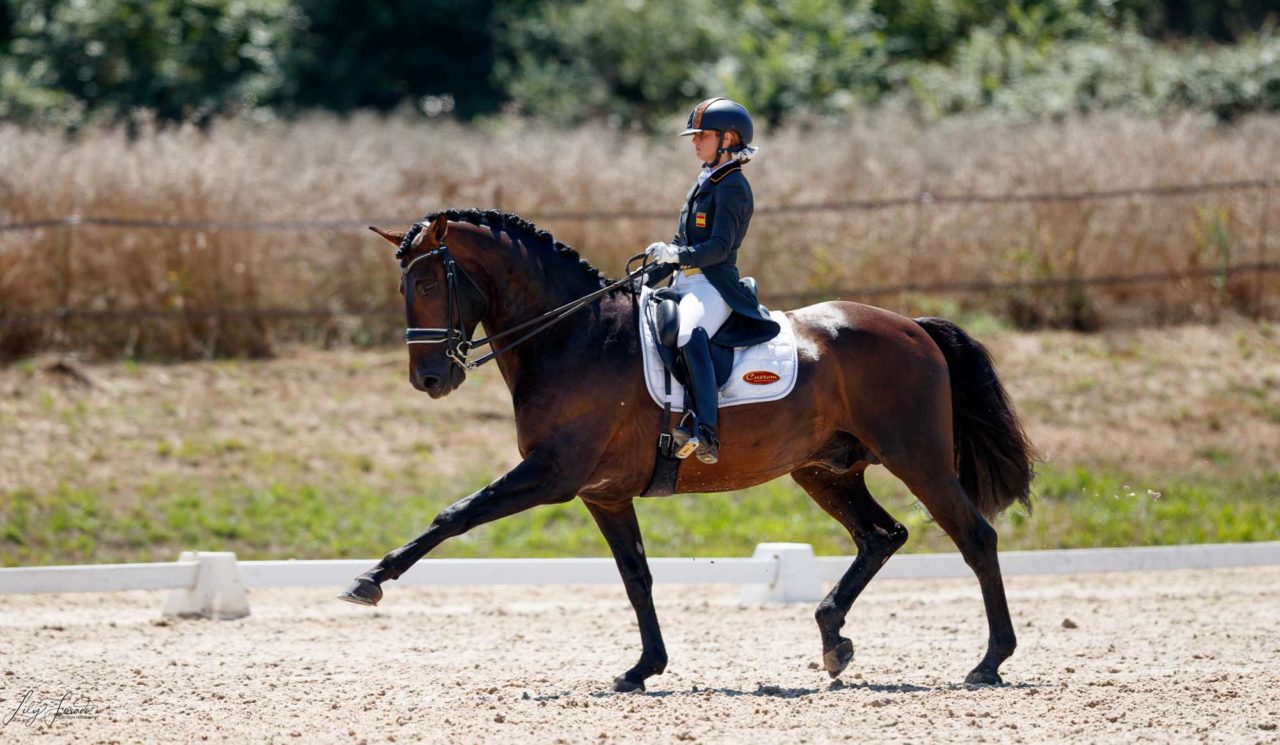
[397,209,621,293]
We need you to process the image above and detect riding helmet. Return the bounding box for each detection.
[680,98,753,147]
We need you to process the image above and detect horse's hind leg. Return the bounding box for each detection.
[896,469,1016,686]
[790,464,908,679]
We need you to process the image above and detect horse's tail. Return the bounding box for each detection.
[914,317,1038,519]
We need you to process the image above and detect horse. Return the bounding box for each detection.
[341,209,1038,693]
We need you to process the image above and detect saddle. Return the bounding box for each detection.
[637,282,798,496]
[647,285,733,389]
[639,281,798,414]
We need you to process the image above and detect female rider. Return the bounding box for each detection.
[644,97,781,465]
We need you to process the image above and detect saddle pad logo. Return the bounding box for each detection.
[743,370,780,385]
[695,212,707,228]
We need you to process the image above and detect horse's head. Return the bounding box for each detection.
[371,216,487,398]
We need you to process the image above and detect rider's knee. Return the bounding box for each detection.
[677,323,712,349]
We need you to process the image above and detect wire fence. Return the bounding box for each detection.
[1,264,1277,330]
[0,176,1275,328]
[0,177,1272,232]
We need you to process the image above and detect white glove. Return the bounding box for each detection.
[645,241,681,265]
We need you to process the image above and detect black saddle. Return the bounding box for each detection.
[645,286,738,389]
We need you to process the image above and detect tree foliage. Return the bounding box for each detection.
[720,0,889,126]
[493,0,723,128]
[0,0,1276,127]
[277,0,505,117]
[1,0,298,125]
[495,0,1280,125]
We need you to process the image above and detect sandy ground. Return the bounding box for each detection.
[1,567,1277,744]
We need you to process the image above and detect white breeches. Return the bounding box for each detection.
[671,272,732,347]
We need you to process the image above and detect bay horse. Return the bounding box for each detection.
[342,209,1037,693]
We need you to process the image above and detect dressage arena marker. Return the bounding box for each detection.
[1,542,1276,620]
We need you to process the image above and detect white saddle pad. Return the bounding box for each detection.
[639,285,798,412]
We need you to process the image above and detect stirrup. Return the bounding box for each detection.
[674,434,699,460]
[671,412,699,460]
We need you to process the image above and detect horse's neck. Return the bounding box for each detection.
[457,231,612,390]
[460,233,598,331]
[489,292,637,421]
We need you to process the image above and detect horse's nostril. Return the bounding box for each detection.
[418,374,441,391]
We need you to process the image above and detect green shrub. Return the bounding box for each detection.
[0,0,299,127]
[2,0,1278,127]
[903,29,1280,121]
[494,0,726,128]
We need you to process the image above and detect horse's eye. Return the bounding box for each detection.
[417,281,438,296]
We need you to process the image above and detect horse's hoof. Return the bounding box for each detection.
[823,638,855,678]
[612,676,646,693]
[964,668,1003,686]
[337,579,383,606]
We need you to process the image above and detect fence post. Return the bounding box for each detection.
[740,543,822,604]
[904,186,931,312]
[58,218,76,348]
[1256,178,1273,319]
[162,551,250,620]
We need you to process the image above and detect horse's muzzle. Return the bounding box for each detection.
[411,365,465,398]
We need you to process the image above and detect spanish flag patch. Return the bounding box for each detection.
[695,212,707,228]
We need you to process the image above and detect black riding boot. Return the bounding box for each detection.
[678,326,720,464]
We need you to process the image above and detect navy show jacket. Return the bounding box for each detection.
[645,160,782,348]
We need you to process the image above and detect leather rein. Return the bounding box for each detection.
[401,239,657,371]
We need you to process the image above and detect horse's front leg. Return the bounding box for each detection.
[583,499,667,693]
[339,451,577,605]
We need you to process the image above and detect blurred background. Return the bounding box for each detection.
[1,0,1276,565]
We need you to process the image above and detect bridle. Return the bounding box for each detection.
[400,244,484,370]
[401,239,657,371]
[400,233,658,372]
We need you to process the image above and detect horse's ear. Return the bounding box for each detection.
[412,214,449,249]
[368,226,406,247]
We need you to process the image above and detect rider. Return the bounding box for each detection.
[644,97,781,465]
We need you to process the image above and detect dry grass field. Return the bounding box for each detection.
[2,112,1279,358]
[2,113,1277,566]
[1,322,1276,566]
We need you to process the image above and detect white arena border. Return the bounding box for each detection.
[1,542,1276,620]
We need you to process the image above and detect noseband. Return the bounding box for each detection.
[400,231,659,372]
[401,244,486,370]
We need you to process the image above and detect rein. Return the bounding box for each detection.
[402,240,657,371]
